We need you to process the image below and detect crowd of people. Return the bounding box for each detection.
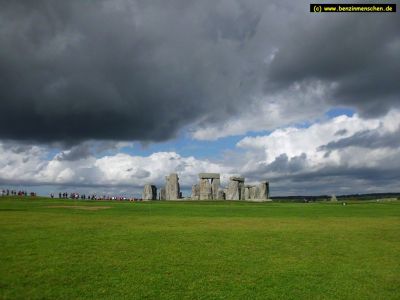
[1,188,141,201]
[1,189,37,197]
[52,192,137,201]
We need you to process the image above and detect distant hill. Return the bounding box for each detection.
[272,193,400,202]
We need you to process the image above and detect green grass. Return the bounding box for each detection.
[0,197,399,299]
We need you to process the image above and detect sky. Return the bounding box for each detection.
[0,0,399,197]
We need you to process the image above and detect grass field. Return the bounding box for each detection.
[0,197,399,299]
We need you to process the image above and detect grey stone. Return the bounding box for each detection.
[211,178,220,200]
[191,184,200,200]
[199,178,212,200]
[243,185,257,200]
[229,176,245,182]
[245,185,255,188]
[239,181,245,200]
[226,180,240,200]
[249,186,257,199]
[159,187,166,200]
[142,184,157,200]
[165,173,180,200]
[244,186,250,200]
[198,173,220,179]
[257,181,269,199]
[217,189,225,200]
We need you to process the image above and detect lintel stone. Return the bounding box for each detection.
[198,173,220,179]
[229,176,245,182]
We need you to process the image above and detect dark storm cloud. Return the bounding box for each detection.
[0,0,268,143]
[54,140,129,161]
[1,143,34,154]
[56,144,92,161]
[319,127,400,152]
[0,0,399,144]
[334,129,347,137]
[265,153,308,173]
[268,5,400,117]
[283,164,400,195]
[246,160,400,196]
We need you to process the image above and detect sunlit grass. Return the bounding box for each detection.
[1,197,399,299]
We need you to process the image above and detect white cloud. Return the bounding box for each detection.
[237,112,379,165]
[0,144,227,194]
[234,109,400,193]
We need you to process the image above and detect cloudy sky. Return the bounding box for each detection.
[0,0,399,197]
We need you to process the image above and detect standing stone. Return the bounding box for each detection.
[226,177,245,200]
[244,185,256,200]
[244,186,251,200]
[217,189,225,200]
[239,181,245,200]
[159,187,166,200]
[165,173,180,200]
[330,194,337,202]
[191,184,200,200]
[196,173,220,200]
[211,178,220,200]
[199,178,212,200]
[152,185,158,200]
[226,180,240,200]
[249,186,257,199]
[142,184,157,200]
[257,181,269,199]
